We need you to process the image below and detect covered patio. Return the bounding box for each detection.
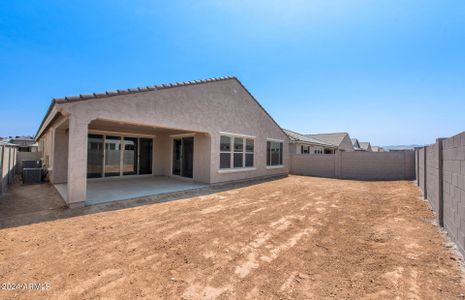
[47,116,212,207]
[55,176,208,206]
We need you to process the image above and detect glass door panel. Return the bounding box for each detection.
[87,134,103,178]
[172,139,182,176]
[181,137,194,178]
[139,138,153,175]
[105,136,121,177]
[123,137,138,175]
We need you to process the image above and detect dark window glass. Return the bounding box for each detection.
[302,145,310,154]
[139,138,153,175]
[271,144,280,165]
[234,137,243,152]
[220,153,231,169]
[172,139,182,175]
[246,139,254,152]
[267,141,283,166]
[87,134,103,178]
[245,153,254,167]
[234,153,243,168]
[267,141,271,165]
[220,136,231,152]
[181,137,194,178]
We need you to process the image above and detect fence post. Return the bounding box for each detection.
[0,145,3,195]
[7,147,11,185]
[437,138,445,227]
[334,150,342,178]
[423,146,427,199]
[415,148,421,185]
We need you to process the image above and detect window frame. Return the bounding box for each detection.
[266,138,284,168]
[218,133,256,173]
[301,145,310,154]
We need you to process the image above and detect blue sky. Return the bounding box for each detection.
[0,1,464,145]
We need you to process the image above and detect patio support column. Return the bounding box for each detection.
[67,115,89,207]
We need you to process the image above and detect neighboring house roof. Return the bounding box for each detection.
[372,146,385,152]
[359,142,372,151]
[305,132,350,147]
[35,76,288,140]
[351,138,361,150]
[0,141,18,147]
[283,129,335,148]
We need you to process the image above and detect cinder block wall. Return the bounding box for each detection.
[416,131,465,255]
[443,132,465,254]
[340,151,415,180]
[0,145,18,195]
[426,144,440,214]
[290,154,336,178]
[418,148,425,193]
[290,150,415,180]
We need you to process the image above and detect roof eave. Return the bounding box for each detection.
[34,100,58,141]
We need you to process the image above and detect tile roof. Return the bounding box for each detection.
[351,138,361,149]
[36,75,289,141]
[305,132,349,147]
[359,142,371,151]
[283,129,335,147]
[53,76,236,102]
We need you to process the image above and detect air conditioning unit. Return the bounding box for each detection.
[22,168,42,184]
[22,160,42,169]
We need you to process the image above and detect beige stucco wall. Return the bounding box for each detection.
[52,129,68,183]
[39,79,289,204]
[152,132,211,183]
[38,129,54,170]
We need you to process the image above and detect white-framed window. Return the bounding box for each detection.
[220,135,254,169]
[313,146,323,154]
[267,140,283,166]
[301,145,310,154]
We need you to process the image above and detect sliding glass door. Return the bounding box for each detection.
[139,138,153,175]
[172,139,182,176]
[87,134,153,178]
[105,136,121,177]
[172,137,194,178]
[123,137,138,175]
[87,134,104,178]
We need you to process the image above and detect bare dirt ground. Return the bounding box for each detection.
[1,175,464,299]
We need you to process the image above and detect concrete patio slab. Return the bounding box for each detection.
[55,176,208,205]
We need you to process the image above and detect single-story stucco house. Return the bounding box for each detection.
[351,138,362,151]
[35,76,290,207]
[359,142,372,152]
[371,146,384,152]
[284,129,336,154]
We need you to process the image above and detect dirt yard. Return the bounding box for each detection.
[1,176,464,299]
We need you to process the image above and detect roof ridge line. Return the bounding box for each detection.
[53,75,237,102]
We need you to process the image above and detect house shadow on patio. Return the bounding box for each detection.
[0,175,286,229]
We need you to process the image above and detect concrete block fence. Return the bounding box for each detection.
[416,131,465,255]
[0,145,18,195]
[290,150,415,180]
